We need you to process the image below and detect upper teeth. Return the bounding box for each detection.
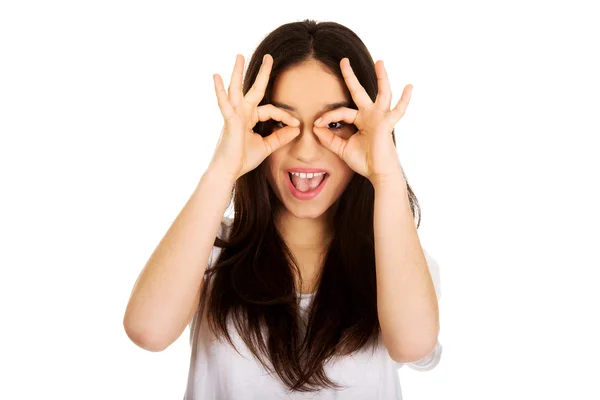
[290,172,326,179]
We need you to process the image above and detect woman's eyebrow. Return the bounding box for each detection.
[272,101,352,113]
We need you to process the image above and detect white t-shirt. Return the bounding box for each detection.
[184,217,442,399]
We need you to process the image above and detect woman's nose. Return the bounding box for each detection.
[296,121,323,142]
[289,122,324,159]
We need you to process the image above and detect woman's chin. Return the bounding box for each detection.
[281,195,338,220]
[282,202,326,219]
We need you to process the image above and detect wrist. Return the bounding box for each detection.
[369,171,406,191]
[202,166,237,187]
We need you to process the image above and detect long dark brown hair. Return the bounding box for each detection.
[200,19,422,393]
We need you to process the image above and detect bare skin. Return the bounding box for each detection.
[265,60,358,292]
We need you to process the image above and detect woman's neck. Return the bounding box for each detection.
[275,209,333,294]
[275,210,333,252]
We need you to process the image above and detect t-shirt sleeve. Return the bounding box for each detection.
[397,248,443,371]
[205,216,232,271]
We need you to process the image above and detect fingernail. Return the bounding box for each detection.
[263,54,267,63]
[315,118,322,125]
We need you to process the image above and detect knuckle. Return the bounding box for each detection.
[264,139,273,155]
[258,105,270,120]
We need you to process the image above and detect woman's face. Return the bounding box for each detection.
[265,59,357,220]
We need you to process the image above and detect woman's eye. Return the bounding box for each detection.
[271,120,346,130]
[270,121,287,130]
[327,121,346,130]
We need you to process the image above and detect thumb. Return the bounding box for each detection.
[263,126,300,155]
[313,126,347,159]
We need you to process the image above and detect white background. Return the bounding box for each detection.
[1,0,599,399]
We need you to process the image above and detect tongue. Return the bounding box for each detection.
[291,174,325,192]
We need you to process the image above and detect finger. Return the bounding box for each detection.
[228,54,244,107]
[313,126,349,160]
[256,104,300,127]
[313,107,358,128]
[245,54,273,106]
[262,126,301,155]
[375,60,392,111]
[213,74,235,121]
[389,84,413,122]
[340,58,373,109]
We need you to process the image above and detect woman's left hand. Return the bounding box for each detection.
[313,58,411,185]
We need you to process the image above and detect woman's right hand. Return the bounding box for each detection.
[208,53,301,182]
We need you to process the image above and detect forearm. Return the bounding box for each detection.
[372,173,439,362]
[123,168,234,351]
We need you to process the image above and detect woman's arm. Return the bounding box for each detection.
[123,168,234,352]
[372,173,440,362]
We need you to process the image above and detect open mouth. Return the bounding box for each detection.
[288,172,328,192]
[286,171,330,200]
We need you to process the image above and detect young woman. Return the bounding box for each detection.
[124,19,442,399]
